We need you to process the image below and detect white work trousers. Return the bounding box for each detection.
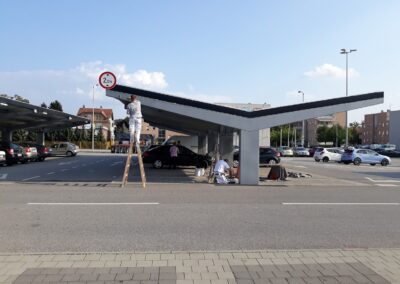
[129,118,142,143]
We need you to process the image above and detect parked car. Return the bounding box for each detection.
[142,145,211,169]
[374,149,400,158]
[233,147,281,166]
[49,142,79,157]
[0,142,24,165]
[341,148,391,166]
[293,147,310,157]
[314,147,343,162]
[20,143,49,161]
[0,150,6,166]
[277,146,293,157]
[19,144,38,162]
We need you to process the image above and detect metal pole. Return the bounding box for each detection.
[280,127,282,147]
[287,124,290,146]
[301,92,305,147]
[345,52,349,147]
[92,85,95,152]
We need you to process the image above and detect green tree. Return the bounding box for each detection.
[40,102,47,108]
[49,100,63,111]
[349,121,361,145]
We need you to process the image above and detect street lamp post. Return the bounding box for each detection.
[92,84,98,152]
[340,48,357,147]
[298,91,305,147]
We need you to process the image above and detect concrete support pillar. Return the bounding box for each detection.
[220,132,234,161]
[207,132,218,155]
[1,129,12,142]
[239,129,259,185]
[198,135,208,155]
[36,131,45,146]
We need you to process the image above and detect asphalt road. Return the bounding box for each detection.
[0,153,399,253]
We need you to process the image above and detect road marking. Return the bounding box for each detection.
[111,161,123,166]
[22,176,40,181]
[366,177,400,183]
[292,165,307,168]
[282,203,400,205]
[376,184,398,187]
[0,174,8,180]
[72,166,78,169]
[27,202,160,205]
[47,172,55,175]
[61,169,69,172]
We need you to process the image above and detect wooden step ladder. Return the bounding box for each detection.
[121,143,146,188]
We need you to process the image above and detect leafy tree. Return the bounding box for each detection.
[49,100,63,111]
[40,102,47,108]
[349,121,362,145]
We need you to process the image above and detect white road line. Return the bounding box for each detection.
[47,172,55,175]
[366,177,400,183]
[0,174,8,180]
[376,184,398,187]
[27,202,160,205]
[292,165,307,168]
[282,203,400,205]
[60,169,69,172]
[22,176,40,181]
[111,161,123,166]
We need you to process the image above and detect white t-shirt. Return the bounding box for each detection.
[127,100,142,119]
[214,160,230,174]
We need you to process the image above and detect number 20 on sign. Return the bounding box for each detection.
[99,72,117,89]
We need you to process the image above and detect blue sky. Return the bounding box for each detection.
[1,0,399,122]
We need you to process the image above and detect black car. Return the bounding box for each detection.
[143,145,211,169]
[0,141,24,165]
[233,147,281,166]
[20,142,49,161]
[375,149,400,158]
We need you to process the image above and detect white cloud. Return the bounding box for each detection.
[304,63,359,79]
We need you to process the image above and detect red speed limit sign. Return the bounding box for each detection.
[99,71,117,89]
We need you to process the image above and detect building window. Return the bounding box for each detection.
[158,129,166,139]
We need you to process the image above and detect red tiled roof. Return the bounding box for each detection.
[77,108,114,119]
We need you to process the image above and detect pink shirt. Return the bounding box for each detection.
[170,145,179,157]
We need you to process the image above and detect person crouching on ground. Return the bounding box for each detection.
[213,158,233,184]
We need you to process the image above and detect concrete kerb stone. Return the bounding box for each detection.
[1,249,400,284]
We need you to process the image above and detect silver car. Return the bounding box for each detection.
[341,148,391,166]
[49,142,79,157]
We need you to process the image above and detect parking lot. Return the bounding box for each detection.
[0,152,399,188]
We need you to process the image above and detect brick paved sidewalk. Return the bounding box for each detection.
[1,249,399,284]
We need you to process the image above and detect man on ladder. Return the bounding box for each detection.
[127,95,142,145]
[122,95,146,188]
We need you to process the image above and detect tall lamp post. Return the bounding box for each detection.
[92,84,98,152]
[340,48,357,147]
[297,91,305,147]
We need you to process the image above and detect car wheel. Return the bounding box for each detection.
[66,151,73,157]
[322,157,329,163]
[314,159,320,162]
[353,158,361,166]
[268,159,277,165]
[381,159,389,166]
[370,163,376,166]
[153,160,163,169]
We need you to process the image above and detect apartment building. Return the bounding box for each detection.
[361,109,399,148]
[302,112,346,146]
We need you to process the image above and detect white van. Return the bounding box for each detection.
[163,136,199,153]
